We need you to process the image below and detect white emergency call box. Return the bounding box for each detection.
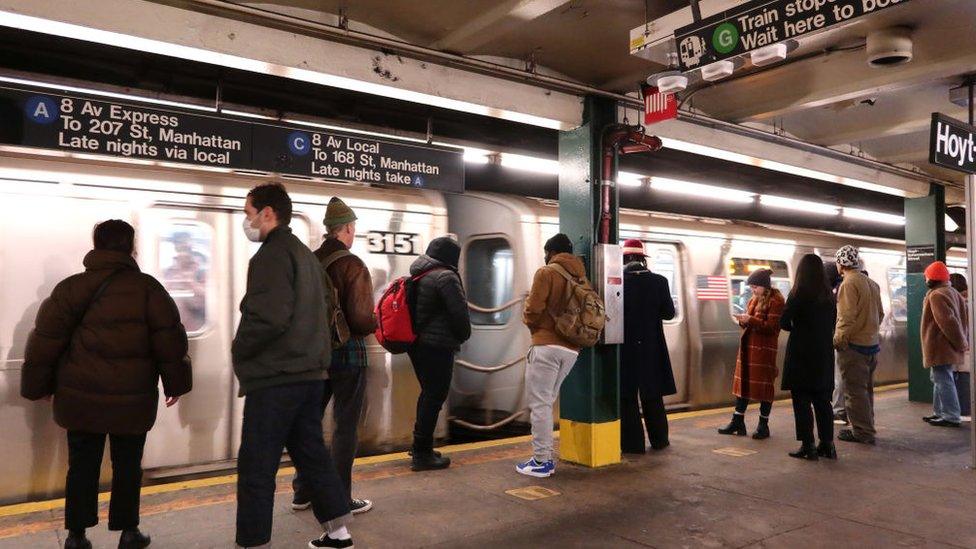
[593,244,624,344]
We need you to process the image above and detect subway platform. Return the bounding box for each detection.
[2,386,974,549]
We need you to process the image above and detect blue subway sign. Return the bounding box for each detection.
[675,0,911,72]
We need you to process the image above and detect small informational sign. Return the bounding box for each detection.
[675,0,911,72]
[251,124,463,193]
[15,89,252,169]
[907,244,937,274]
[2,85,465,193]
[929,113,976,175]
[643,86,677,125]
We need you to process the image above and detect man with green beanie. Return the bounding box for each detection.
[293,197,377,515]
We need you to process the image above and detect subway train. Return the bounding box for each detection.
[0,153,960,504]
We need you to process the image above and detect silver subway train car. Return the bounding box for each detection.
[0,155,943,503]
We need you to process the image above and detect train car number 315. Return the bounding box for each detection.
[365,231,422,255]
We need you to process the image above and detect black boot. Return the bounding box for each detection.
[411,447,451,471]
[816,441,838,460]
[118,528,151,549]
[65,530,92,549]
[788,442,818,461]
[717,413,747,436]
[752,417,770,440]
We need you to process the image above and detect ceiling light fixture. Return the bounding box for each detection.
[842,207,905,225]
[700,60,735,82]
[650,177,755,203]
[760,195,839,215]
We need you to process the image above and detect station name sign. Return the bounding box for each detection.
[0,85,464,193]
[929,113,976,175]
[675,0,911,72]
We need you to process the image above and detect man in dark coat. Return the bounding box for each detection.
[406,236,471,470]
[620,239,677,453]
[232,183,353,549]
[21,219,192,549]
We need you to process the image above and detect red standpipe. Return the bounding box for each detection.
[598,125,663,243]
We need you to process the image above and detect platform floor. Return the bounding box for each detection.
[2,386,974,548]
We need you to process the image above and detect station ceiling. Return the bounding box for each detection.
[226,0,974,186]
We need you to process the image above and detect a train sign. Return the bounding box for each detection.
[0,85,465,193]
[674,0,912,72]
[929,113,976,175]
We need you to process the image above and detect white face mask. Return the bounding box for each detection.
[242,215,262,242]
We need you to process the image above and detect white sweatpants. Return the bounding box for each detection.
[526,344,579,462]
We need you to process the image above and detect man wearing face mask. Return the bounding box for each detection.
[232,183,353,549]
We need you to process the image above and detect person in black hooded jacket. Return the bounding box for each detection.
[407,236,471,470]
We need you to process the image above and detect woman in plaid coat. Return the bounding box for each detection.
[719,269,785,439]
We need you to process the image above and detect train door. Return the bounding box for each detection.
[139,206,235,469]
[642,243,690,405]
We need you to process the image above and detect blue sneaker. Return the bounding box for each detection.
[516,458,555,478]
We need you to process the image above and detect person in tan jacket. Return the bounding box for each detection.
[833,245,884,444]
[921,261,969,427]
[517,233,589,478]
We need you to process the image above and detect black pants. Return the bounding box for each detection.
[65,431,146,532]
[735,397,772,417]
[294,367,368,503]
[407,345,455,452]
[791,390,834,443]
[236,381,350,547]
[620,377,668,453]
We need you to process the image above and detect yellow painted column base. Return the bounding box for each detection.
[557,418,621,467]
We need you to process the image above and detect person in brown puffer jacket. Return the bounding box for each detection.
[21,219,191,549]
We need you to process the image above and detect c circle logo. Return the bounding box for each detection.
[287,131,311,156]
[712,23,739,54]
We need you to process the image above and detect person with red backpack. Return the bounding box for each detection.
[517,233,601,478]
[292,197,377,516]
[405,236,471,470]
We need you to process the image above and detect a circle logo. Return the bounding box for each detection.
[712,23,739,54]
[287,131,311,156]
[25,95,58,124]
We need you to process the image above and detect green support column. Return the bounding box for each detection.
[556,95,621,467]
[905,185,947,403]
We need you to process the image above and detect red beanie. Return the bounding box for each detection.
[924,261,950,282]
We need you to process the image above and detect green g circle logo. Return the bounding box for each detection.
[712,22,739,54]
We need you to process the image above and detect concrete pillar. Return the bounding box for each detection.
[905,185,947,403]
[556,95,621,467]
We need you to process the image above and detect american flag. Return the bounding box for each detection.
[696,275,728,301]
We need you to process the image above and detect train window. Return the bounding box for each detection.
[465,237,515,325]
[887,268,908,322]
[159,222,212,335]
[646,246,682,320]
[728,258,791,316]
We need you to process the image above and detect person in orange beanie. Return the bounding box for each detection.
[921,261,969,427]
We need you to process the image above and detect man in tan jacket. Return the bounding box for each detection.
[921,261,969,427]
[833,245,884,444]
[517,233,587,478]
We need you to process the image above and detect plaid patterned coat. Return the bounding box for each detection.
[732,290,785,402]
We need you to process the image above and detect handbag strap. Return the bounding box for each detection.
[76,270,124,326]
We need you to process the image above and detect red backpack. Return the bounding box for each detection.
[374,269,443,354]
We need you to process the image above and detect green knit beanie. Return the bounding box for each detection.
[324,197,357,227]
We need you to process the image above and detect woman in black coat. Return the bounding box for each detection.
[780,253,837,461]
[620,240,677,453]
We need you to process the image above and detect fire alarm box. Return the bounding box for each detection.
[592,244,624,344]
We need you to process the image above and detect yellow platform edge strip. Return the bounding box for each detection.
[0,382,908,519]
